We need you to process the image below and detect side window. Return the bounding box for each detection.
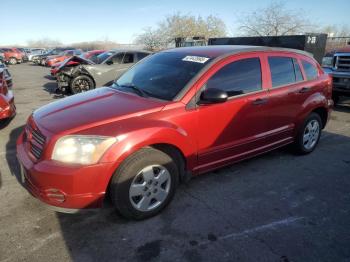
[293,58,304,82]
[268,57,295,87]
[123,53,134,64]
[136,52,149,61]
[302,60,318,80]
[206,57,262,97]
[111,53,124,64]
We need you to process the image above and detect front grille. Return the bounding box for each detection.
[335,55,350,71]
[26,122,46,160]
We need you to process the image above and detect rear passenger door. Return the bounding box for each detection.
[263,54,307,144]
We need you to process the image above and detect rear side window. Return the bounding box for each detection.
[293,58,304,82]
[302,60,318,80]
[268,57,296,87]
[136,52,149,61]
[123,53,134,63]
[206,57,262,97]
[111,53,124,64]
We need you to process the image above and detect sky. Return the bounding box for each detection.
[1,0,349,46]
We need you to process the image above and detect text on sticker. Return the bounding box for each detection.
[182,56,209,63]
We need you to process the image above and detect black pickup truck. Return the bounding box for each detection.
[322,44,350,105]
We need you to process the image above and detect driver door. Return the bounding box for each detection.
[196,54,271,173]
[92,52,125,86]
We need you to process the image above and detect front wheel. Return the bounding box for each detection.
[109,148,179,220]
[70,75,95,94]
[294,113,322,154]
[9,57,17,65]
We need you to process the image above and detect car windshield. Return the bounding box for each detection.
[96,51,115,64]
[113,52,212,101]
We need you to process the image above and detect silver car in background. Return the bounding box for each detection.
[56,49,151,94]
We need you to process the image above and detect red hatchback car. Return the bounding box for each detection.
[17,46,332,219]
[0,67,15,121]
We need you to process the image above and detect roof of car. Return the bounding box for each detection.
[165,45,314,59]
[109,49,152,53]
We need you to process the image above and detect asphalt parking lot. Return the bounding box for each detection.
[0,63,350,262]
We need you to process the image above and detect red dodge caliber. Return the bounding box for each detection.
[17,46,333,219]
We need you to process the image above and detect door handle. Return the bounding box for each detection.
[298,87,311,93]
[252,98,268,105]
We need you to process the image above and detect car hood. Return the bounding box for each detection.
[33,87,166,134]
[58,55,94,70]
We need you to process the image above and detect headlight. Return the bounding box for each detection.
[52,135,117,164]
[322,56,333,67]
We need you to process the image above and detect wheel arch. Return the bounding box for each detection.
[101,127,196,195]
[312,107,328,129]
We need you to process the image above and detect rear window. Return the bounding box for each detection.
[302,60,318,80]
[268,57,296,87]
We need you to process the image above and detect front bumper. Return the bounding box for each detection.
[330,72,350,94]
[16,132,117,209]
[0,90,16,120]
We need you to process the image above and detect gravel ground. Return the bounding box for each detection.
[0,63,349,262]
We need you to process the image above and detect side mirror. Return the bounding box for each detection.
[106,60,113,65]
[199,88,228,104]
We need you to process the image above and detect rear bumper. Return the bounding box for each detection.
[16,132,117,209]
[0,91,16,120]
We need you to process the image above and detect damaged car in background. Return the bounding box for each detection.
[56,50,151,94]
[50,50,106,77]
[0,65,15,124]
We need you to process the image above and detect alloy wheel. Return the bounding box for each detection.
[74,79,90,92]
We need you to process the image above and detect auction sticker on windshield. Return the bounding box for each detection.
[182,56,209,63]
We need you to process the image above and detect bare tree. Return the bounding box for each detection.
[238,1,313,36]
[321,24,350,37]
[135,13,227,50]
[134,27,167,51]
[159,13,227,42]
[26,37,62,48]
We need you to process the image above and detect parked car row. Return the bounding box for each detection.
[16,45,333,220]
[0,47,47,65]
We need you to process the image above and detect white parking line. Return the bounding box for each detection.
[198,216,304,246]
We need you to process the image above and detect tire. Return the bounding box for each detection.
[294,112,322,155]
[110,147,179,220]
[70,75,95,94]
[9,57,17,65]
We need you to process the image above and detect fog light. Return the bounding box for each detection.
[45,189,65,203]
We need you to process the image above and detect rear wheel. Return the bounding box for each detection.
[109,148,179,220]
[9,57,17,65]
[294,113,322,154]
[70,75,95,94]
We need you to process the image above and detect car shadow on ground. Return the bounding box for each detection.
[5,125,25,185]
[50,130,350,261]
[44,75,56,80]
[334,97,350,113]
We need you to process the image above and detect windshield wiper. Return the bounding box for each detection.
[116,83,149,98]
